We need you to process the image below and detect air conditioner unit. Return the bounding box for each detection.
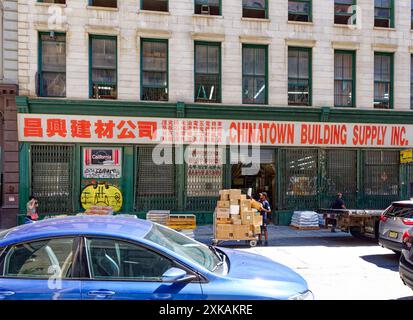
[201,4,210,15]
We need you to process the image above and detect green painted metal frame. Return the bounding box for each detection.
[89,35,118,99]
[288,0,312,22]
[140,38,169,101]
[38,31,67,98]
[374,0,395,28]
[140,0,169,11]
[194,0,222,15]
[242,44,269,105]
[194,41,222,103]
[288,46,312,106]
[334,50,356,108]
[374,52,394,109]
[16,97,413,225]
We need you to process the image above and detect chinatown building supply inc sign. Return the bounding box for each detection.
[18,113,413,148]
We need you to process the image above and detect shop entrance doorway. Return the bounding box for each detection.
[231,149,276,220]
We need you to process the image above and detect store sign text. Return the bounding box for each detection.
[18,114,413,148]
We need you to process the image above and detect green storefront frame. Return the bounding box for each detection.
[16,97,413,226]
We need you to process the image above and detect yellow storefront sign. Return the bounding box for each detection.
[400,149,413,164]
[81,183,123,212]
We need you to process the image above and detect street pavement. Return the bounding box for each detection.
[195,225,413,300]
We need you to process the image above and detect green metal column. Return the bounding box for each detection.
[122,146,134,213]
[18,143,30,224]
[356,149,363,208]
[73,144,81,213]
[223,147,231,189]
[176,144,185,211]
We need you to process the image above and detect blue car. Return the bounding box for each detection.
[0,216,313,300]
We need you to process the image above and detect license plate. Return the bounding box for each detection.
[389,231,398,239]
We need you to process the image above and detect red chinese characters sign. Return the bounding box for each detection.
[18,114,413,148]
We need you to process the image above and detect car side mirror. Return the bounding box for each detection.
[161,267,197,283]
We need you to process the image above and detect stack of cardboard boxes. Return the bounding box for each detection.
[215,189,263,240]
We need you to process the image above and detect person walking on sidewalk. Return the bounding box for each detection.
[330,192,346,232]
[25,196,39,224]
[258,192,271,246]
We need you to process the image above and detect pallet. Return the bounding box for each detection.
[289,225,320,230]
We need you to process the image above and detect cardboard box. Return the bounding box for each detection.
[230,205,240,215]
[241,211,254,225]
[240,200,252,210]
[252,213,263,226]
[233,225,250,238]
[240,195,247,200]
[216,230,235,239]
[217,200,230,208]
[251,199,263,211]
[231,215,242,225]
[216,208,230,219]
[251,224,262,234]
[216,218,232,224]
[219,190,230,201]
[229,189,242,200]
[229,200,239,206]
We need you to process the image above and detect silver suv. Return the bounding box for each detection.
[378,200,413,253]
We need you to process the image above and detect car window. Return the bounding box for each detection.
[3,238,75,279]
[85,238,174,281]
[144,223,221,272]
[384,205,413,218]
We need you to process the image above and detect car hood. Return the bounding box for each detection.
[218,247,308,287]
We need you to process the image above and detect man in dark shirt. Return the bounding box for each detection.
[330,192,346,232]
[258,192,271,246]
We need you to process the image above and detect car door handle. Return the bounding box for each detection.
[88,290,116,298]
[0,291,15,296]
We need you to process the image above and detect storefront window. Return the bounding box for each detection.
[141,39,168,101]
[195,42,221,103]
[242,45,268,104]
[31,145,74,214]
[288,47,311,106]
[39,33,66,97]
[364,150,399,196]
[90,36,117,99]
[136,145,176,211]
[186,147,223,198]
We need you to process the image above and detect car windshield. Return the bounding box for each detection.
[384,205,413,218]
[144,223,223,273]
[0,229,10,240]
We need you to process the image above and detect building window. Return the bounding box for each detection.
[38,0,66,3]
[89,0,117,8]
[141,0,168,12]
[90,36,117,99]
[242,0,267,19]
[242,45,268,104]
[374,52,393,109]
[141,39,168,101]
[288,0,311,22]
[288,47,311,106]
[374,0,394,28]
[411,0,413,29]
[195,0,220,15]
[334,0,356,25]
[195,42,221,103]
[38,32,66,97]
[334,51,355,107]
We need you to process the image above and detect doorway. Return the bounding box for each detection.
[231,149,276,217]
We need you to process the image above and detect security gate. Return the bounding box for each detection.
[135,145,177,211]
[31,145,74,214]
